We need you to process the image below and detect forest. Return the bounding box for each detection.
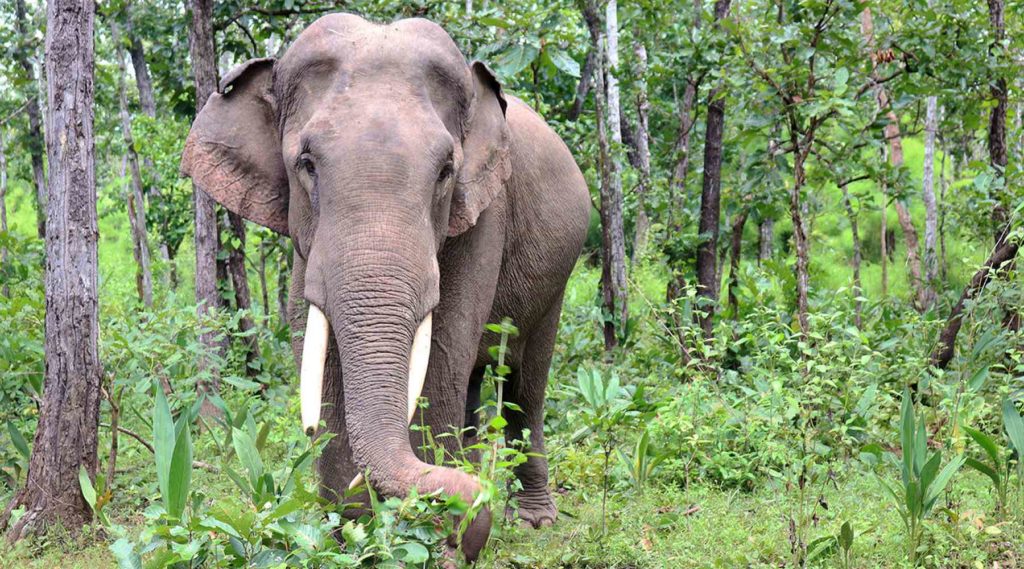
[0,0,1022,567]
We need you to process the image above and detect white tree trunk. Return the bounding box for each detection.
[921,96,939,308]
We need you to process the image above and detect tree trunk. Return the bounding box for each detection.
[258,240,269,317]
[791,151,811,337]
[14,0,47,240]
[862,7,925,309]
[0,127,9,299]
[3,0,101,541]
[277,238,291,328]
[694,0,732,340]
[584,0,627,351]
[630,39,652,265]
[668,0,704,209]
[726,209,748,318]
[568,47,595,121]
[880,171,888,297]
[930,239,1019,369]
[921,97,939,309]
[189,0,224,407]
[124,14,156,119]
[939,146,949,282]
[113,21,153,308]
[840,181,864,328]
[226,211,260,374]
[758,218,773,263]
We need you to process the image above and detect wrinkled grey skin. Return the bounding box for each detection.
[181,13,589,561]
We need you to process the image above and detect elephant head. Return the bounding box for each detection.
[180,14,510,560]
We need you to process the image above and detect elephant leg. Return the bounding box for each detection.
[502,297,563,528]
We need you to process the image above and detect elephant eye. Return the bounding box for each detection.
[298,152,316,177]
[437,160,454,185]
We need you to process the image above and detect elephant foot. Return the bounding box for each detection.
[505,489,557,528]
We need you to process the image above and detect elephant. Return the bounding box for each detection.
[180,13,590,561]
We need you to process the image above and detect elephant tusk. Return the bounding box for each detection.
[348,312,433,491]
[300,304,330,436]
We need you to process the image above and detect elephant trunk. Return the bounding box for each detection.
[302,238,491,560]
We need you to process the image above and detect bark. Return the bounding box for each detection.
[113,21,153,308]
[258,240,269,317]
[930,239,1019,369]
[862,7,926,309]
[840,181,864,328]
[189,0,224,406]
[668,0,704,211]
[726,209,748,318]
[568,47,596,121]
[15,0,48,240]
[0,127,8,299]
[226,211,260,373]
[880,171,888,297]
[277,237,291,327]
[586,0,628,351]
[791,151,811,336]
[695,0,732,340]
[124,14,156,119]
[631,39,652,264]
[921,97,939,308]
[3,0,101,541]
[988,0,1008,246]
[939,146,949,282]
[758,218,774,263]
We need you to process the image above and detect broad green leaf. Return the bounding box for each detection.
[109,538,142,569]
[7,422,30,460]
[232,427,265,488]
[964,457,1000,488]
[546,48,580,77]
[839,521,854,551]
[166,416,193,520]
[79,466,96,512]
[924,455,964,512]
[1002,399,1024,455]
[900,389,914,483]
[153,384,175,509]
[394,541,429,563]
[963,425,1000,465]
[492,43,540,78]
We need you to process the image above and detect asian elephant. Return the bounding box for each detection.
[180,13,590,561]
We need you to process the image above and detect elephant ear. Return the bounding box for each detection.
[448,61,511,237]
[181,58,290,235]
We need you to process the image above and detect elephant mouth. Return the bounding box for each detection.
[299,304,433,488]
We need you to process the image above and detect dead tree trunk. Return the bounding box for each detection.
[630,39,652,264]
[14,0,47,240]
[113,21,153,308]
[189,0,224,407]
[2,0,101,541]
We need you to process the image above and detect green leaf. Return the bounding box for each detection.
[924,455,964,513]
[963,425,1001,465]
[109,538,142,569]
[900,389,914,482]
[232,427,265,489]
[967,366,990,391]
[79,466,97,512]
[546,48,580,77]
[492,43,540,78]
[153,384,175,511]
[1002,399,1024,455]
[7,422,30,460]
[166,416,193,520]
[839,521,854,551]
[394,541,429,563]
[964,457,1000,488]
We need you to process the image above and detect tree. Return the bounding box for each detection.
[112,19,154,308]
[188,0,224,406]
[14,0,47,240]
[694,0,732,340]
[2,0,101,540]
[630,38,652,263]
[584,0,627,351]
[921,96,939,308]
